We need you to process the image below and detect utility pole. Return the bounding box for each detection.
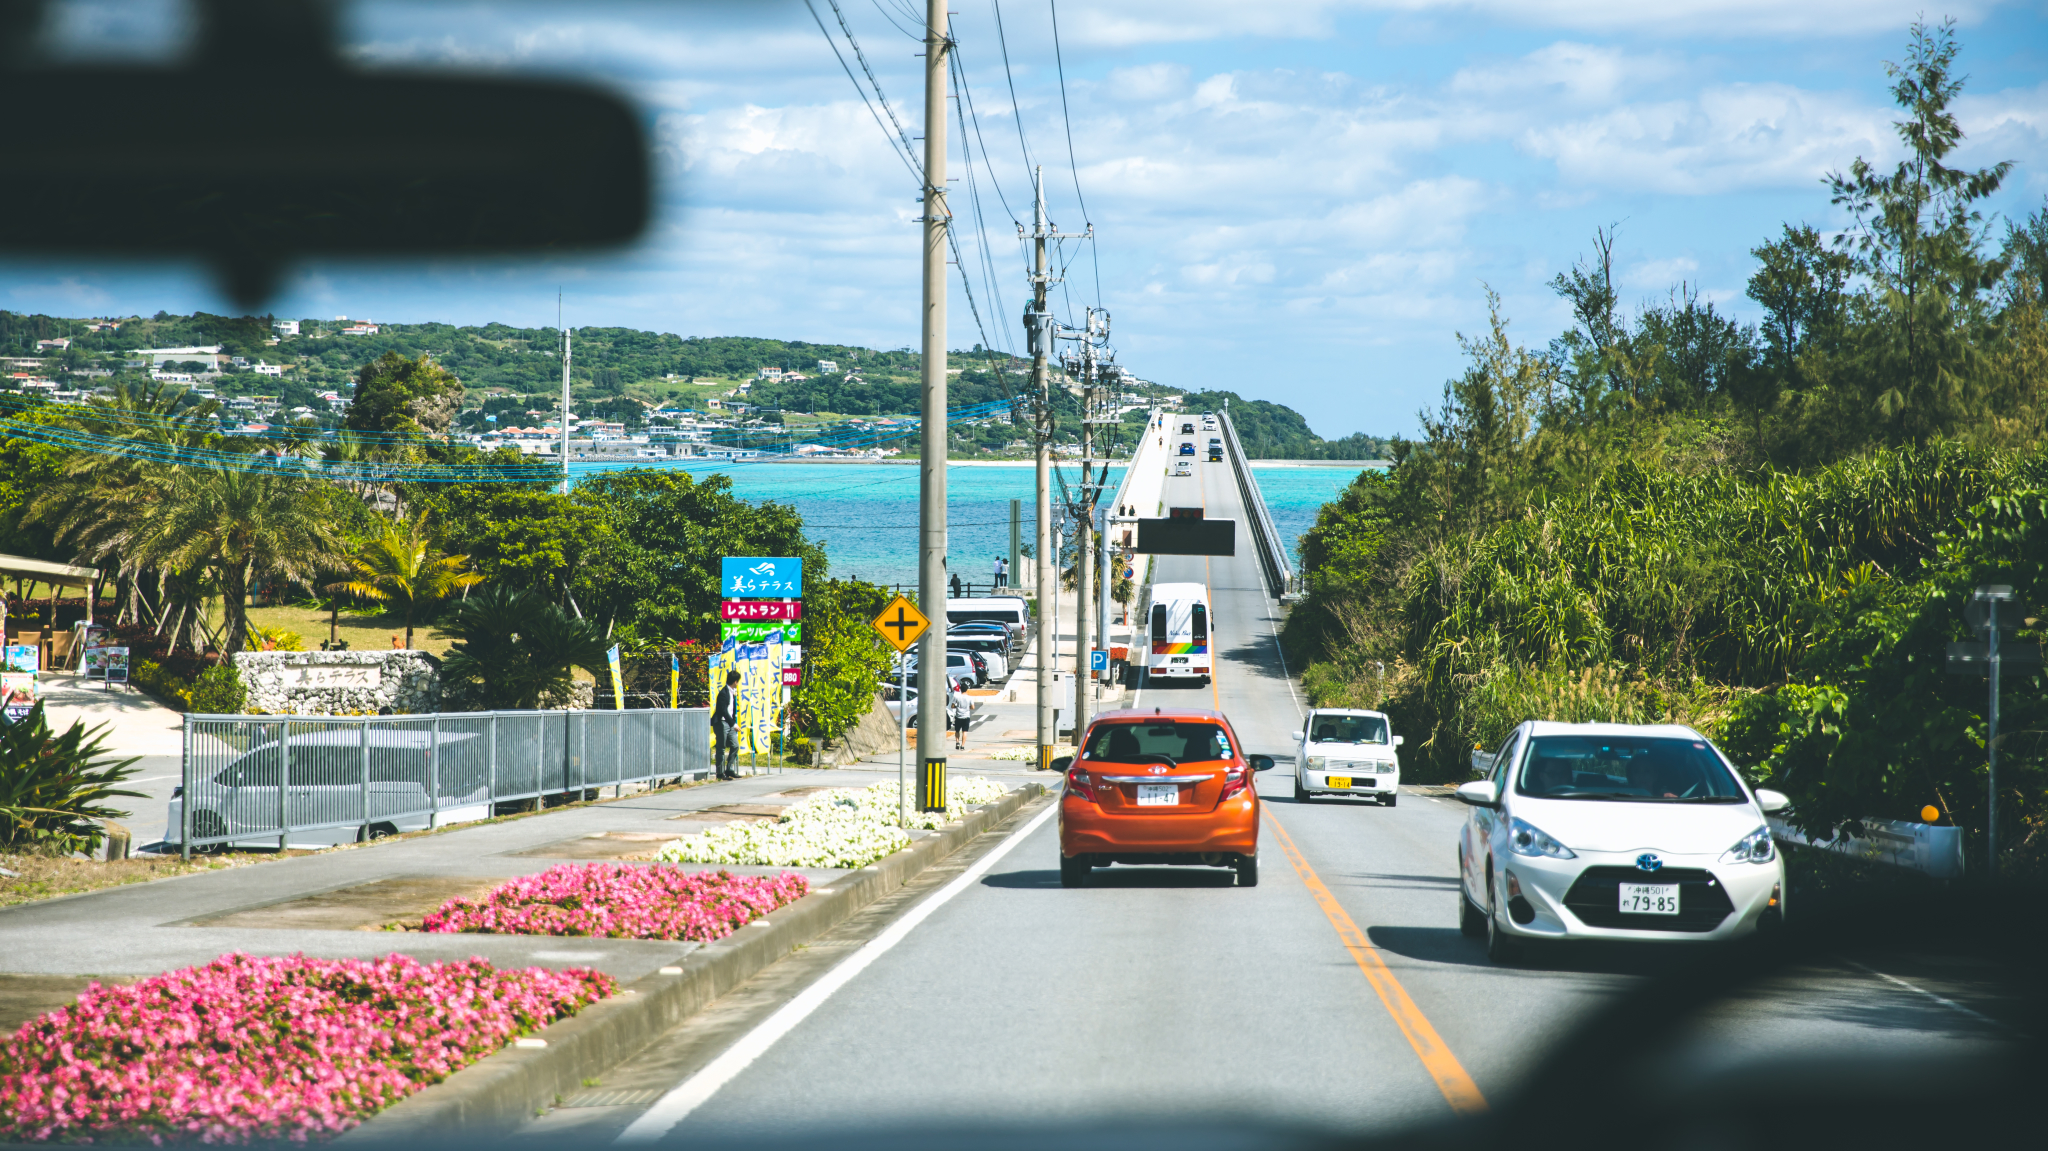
[1028,169,1055,771]
[1072,310,1095,740]
[559,322,572,495]
[914,0,950,812]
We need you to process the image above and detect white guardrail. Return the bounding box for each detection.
[173,707,711,857]
[1217,410,1295,597]
[1770,815,1965,879]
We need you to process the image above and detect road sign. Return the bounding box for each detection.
[872,595,931,653]
[1090,648,1109,671]
[721,557,803,598]
[722,600,803,621]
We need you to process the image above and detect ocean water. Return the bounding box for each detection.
[583,460,1373,588]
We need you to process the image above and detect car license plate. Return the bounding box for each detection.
[1328,776,1351,789]
[1135,784,1178,806]
[1619,883,1680,915]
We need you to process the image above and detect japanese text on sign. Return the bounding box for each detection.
[721,557,803,598]
[721,600,803,621]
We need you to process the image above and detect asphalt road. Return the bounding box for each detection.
[520,453,2021,1145]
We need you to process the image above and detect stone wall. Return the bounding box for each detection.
[232,650,441,716]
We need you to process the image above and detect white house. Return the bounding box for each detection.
[340,323,380,336]
[273,320,300,336]
[129,346,225,369]
[252,362,284,377]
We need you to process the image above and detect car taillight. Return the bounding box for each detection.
[1066,768,1096,803]
[1220,768,1248,801]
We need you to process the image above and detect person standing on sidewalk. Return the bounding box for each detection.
[714,670,741,779]
[947,679,972,751]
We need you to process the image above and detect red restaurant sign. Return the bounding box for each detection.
[781,667,804,686]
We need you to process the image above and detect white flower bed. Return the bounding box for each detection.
[984,745,1072,762]
[652,778,1015,869]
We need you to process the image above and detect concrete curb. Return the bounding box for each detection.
[341,781,1047,1140]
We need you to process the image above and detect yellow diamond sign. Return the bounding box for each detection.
[871,595,931,653]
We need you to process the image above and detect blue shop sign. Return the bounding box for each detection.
[721,557,804,598]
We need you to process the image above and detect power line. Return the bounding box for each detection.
[988,0,1036,173]
[1046,0,1102,308]
[806,0,922,185]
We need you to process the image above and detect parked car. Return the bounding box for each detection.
[168,728,485,847]
[1293,708,1403,805]
[1455,721,1791,964]
[946,630,1010,677]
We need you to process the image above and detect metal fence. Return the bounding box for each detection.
[1216,410,1294,598]
[176,707,710,857]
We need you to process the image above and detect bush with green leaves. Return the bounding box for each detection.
[188,664,248,715]
[1,702,144,855]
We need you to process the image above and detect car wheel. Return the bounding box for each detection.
[1059,854,1090,888]
[1297,782,1315,803]
[1486,874,1520,964]
[189,810,228,847]
[1382,793,1398,807]
[1460,887,1487,938]
[1235,853,1259,887]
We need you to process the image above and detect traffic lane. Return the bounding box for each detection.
[664,801,1461,1140]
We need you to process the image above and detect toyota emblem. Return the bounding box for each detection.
[1149,766,1167,775]
[1635,853,1663,872]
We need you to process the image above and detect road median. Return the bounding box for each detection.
[341,780,1046,1140]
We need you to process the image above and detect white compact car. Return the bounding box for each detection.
[1293,709,1403,804]
[1454,721,1790,963]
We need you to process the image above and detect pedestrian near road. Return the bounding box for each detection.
[950,572,963,598]
[713,670,741,779]
[992,555,1006,588]
[947,681,972,751]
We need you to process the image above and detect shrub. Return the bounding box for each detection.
[422,865,808,940]
[246,625,304,651]
[653,777,1011,868]
[131,659,195,711]
[0,702,143,856]
[188,664,248,715]
[0,952,611,1143]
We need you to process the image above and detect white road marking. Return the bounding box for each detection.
[614,800,1061,1143]
[1842,958,2016,1034]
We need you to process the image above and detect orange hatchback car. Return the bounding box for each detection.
[1055,707,1275,887]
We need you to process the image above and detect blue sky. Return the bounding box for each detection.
[6,0,2046,437]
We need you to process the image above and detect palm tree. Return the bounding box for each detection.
[337,511,483,649]
[439,586,609,709]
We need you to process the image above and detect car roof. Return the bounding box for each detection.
[1308,708,1389,720]
[1092,707,1226,723]
[1522,720,1706,739]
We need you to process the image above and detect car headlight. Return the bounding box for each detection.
[1305,757,1325,769]
[1508,817,1576,859]
[1720,825,1776,865]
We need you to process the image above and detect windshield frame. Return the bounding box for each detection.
[1304,712,1390,746]
[1513,733,1750,804]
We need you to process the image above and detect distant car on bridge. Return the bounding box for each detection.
[1178,442,1195,455]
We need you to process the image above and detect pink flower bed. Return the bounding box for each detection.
[0,952,611,1144]
[422,864,809,941]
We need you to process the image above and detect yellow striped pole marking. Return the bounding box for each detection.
[1264,809,1489,1115]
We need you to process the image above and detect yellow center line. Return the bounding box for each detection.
[1263,808,1489,1115]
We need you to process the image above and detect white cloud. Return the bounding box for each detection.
[7,277,112,309]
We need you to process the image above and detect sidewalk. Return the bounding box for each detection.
[0,763,1020,1030]
[37,671,186,846]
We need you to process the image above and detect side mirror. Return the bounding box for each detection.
[1455,781,1500,809]
[1051,756,1075,774]
[1471,746,1493,772]
[1392,735,1405,747]
[1754,788,1791,815]
[1289,731,1303,742]
[1249,755,1275,772]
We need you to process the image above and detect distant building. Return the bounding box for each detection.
[340,323,380,336]
[35,338,70,351]
[252,363,284,377]
[816,360,838,373]
[85,321,120,332]
[756,366,784,380]
[130,346,225,369]
[273,320,300,336]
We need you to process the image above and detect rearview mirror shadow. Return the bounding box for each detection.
[1249,755,1274,771]
[0,0,649,305]
[1051,756,1074,774]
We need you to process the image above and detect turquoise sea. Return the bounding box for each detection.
[577,460,1374,589]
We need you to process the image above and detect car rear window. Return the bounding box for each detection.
[1517,736,1745,802]
[1083,722,1232,764]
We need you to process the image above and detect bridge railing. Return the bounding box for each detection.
[1218,410,1295,597]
